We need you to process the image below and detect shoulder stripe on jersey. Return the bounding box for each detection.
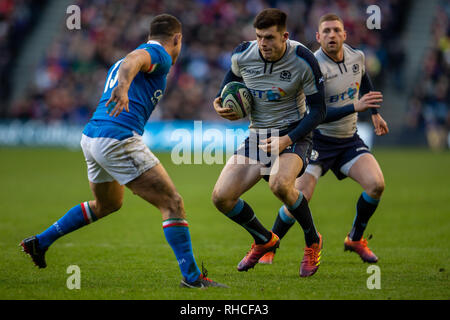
[232,41,251,55]
[345,43,360,51]
[295,45,324,92]
[147,63,157,73]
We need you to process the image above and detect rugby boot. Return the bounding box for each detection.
[258,249,276,264]
[344,234,378,263]
[237,232,280,271]
[20,236,47,268]
[299,233,322,277]
[180,264,228,288]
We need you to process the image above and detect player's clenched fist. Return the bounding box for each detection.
[213,97,240,121]
[106,84,130,117]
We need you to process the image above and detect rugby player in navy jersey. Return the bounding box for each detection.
[212,9,326,277]
[260,13,388,265]
[20,14,227,289]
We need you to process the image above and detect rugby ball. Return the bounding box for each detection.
[220,81,253,119]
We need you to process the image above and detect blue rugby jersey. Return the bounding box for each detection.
[83,41,172,139]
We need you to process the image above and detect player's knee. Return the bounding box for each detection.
[269,177,290,201]
[211,188,234,213]
[367,178,385,199]
[165,192,184,214]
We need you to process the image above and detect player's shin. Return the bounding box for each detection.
[162,219,201,283]
[285,192,320,246]
[349,191,380,241]
[36,202,97,250]
[272,205,295,239]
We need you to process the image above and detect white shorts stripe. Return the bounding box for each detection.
[305,164,322,180]
[340,153,365,176]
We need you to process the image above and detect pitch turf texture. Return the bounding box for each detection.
[0,147,448,300]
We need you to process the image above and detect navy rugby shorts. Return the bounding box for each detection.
[235,122,313,180]
[307,129,371,180]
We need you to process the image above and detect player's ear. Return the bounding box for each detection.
[173,33,182,46]
[315,31,320,43]
[343,30,347,41]
[283,31,289,41]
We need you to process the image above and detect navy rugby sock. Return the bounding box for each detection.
[226,199,273,244]
[36,202,97,249]
[271,205,295,239]
[349,192,380,241]
[163,219,201,283]
[286,192,319,247]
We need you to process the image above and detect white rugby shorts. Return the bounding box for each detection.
[80,133,160,185]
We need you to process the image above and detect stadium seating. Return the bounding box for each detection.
[0,0,48,114]
[6,0,410,125]
[405,0,450,150]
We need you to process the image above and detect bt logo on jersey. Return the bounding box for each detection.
[248,87,286,102]
[328,82,360,103]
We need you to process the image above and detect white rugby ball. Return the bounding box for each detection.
[220,81,253,119]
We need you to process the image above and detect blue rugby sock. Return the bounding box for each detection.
[36,202,97,250]
[163,219,201,283]
[271,205,295,239]
[349,192,380,241]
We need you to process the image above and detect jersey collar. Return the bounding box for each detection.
[147,40,163,47]
[320,46,345,64]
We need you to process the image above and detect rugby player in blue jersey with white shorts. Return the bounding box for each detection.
[20,14,227,289]
[260,13,389,265]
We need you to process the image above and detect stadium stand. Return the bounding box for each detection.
[405,0,450,150]
[0,0,48,116]
[5,0,410,125]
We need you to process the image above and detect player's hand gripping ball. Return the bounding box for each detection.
[220,81,253,119]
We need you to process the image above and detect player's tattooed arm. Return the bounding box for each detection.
[106,49,152,117]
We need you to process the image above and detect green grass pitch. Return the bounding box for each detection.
[0,147,448,300]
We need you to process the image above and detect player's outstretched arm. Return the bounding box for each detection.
[322,91,383,123]
[106,49,152,117]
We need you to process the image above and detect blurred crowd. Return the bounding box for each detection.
[0,0,47,115]
[6,0,409,124]
[406,0,450,150]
